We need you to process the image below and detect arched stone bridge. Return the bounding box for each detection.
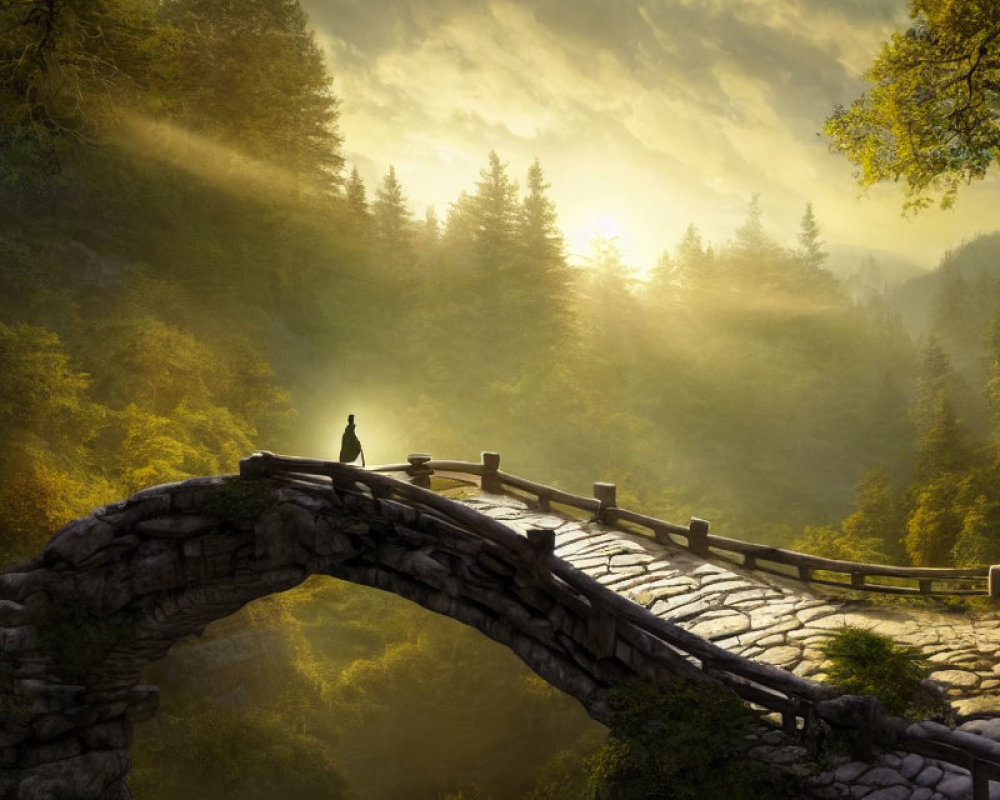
[3,452,1000,799]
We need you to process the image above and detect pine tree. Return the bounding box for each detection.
[913,338,953,434]
[733,194,767,255]
[931,260,977,357]
[673,223,712,285]
[156,0,343,186]
[797,202,827,271]
[471,151,519,270]
[840,468,905,562]
[951,493,1000,567]
[345,167,369,218]
[518,158,571,347]
[905,476,964,566]
[422,206,441,244]
[344,166,371,240]
[914,392,974,483]
[988,319,1000,443]
[372,165,413,274]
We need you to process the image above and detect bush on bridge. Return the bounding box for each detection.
[586,680,802,800]
[821,626,947,720]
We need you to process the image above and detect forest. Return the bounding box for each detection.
[3,0,1000,797]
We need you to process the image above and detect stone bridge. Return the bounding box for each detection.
[3,452,1000,799]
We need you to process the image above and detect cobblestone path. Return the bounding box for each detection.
[462,492,1000,799]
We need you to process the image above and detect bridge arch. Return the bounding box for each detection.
[0,463,729,799]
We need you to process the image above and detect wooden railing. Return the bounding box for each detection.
[240,450,1000,798]
[368,451,996,598]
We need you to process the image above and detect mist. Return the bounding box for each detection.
[3,0,1000,797]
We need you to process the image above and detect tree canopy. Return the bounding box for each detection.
[825,0,1000,210]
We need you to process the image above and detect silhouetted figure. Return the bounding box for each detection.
[339,414,365,466]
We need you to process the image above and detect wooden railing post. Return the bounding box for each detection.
[972,760,988,800]
[407,453,433,488]
[688,517,709,557]
[850,572,865,589]
[990,565,1000,599]
[239,451,271,480]
[481,451,502,494]
[594,482,617,522]
[526,528,555,562]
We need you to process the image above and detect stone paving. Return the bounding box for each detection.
[461,491,1000,799]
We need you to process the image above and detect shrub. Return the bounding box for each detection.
[821,625,942,719]
[586,680,802,800]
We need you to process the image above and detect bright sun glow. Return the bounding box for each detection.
[566,212,646,275]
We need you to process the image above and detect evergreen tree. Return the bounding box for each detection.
[520,159,563,266]
[345,167,369,219]
[733,194,767,256]
[422,206,441,245]
[673,223,712,286]
[343,166,371,241]
[155,0,343,186]
[728,194,784,288]
[517,158,572,350]
[951,492,1000,567]
[796,202,827,271]
[931,260,977,358]
[372,165,413,274]
[471,150,519,270]
[840,468,905,562]
[987,318,1000,444]
[905,476,964,566]
[913,338,954,434]
[914,391,974,483]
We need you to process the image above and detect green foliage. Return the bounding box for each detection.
[586,680,802,800]
[4,2,1000,792]
[824,0,1000,210]
[821,626,941,719]
[42,600,134,684]
[130,699,351,800]
[950,492,1000,566]
[905,475,964,566]
[0,0,157,174]
[131,582,604,800]
[154,0,342,186]
[200,479,279,520]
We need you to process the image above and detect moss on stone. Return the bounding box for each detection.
[42,600,134,684]
[201,479,279,520]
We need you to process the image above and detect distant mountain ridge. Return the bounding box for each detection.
[826,243,927,299]
[889,231,1000,337]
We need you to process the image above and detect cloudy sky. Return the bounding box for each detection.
[302,0,1000,274]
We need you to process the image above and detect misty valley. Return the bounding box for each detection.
[4,0,1000,797]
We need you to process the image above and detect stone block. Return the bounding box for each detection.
[135,515,220,539]
[23,734,83,767]
[0,625,38,652]
[314,521,357,558]
[0,600,24,627]
[16,749,131,799]
[404,550,450,589]
[44,517,115,568]
[79,722,129,750]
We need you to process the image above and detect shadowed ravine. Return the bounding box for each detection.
[3,453,1000,799]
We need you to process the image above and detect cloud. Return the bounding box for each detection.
[301,0,996,271]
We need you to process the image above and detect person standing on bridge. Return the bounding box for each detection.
[339,414,365,467]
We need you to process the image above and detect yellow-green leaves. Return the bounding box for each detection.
[825,0,1000,210]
